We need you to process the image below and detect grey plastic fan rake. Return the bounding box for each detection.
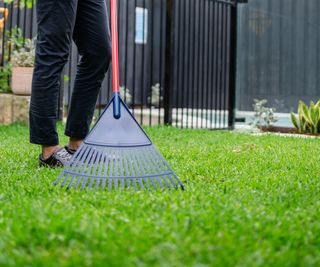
[53,0,184,191]
[53,97,184,190]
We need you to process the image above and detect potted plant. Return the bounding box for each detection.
[10,38,35,95]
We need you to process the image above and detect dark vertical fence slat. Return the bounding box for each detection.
[148,0,154,125]
[163,0,174,125]
[190,1,197,128]
[158,0,164,125]
[228,1,238,128]
[186,0,192,128]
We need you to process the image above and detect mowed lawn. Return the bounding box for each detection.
[0,124,319,267]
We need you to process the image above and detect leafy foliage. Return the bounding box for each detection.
[0,27,36,93]
[3,0,35,8]
[0,63,12,93]
[291,100,320,134]
[250,99,277,129]
[148,83,163,108]
[11,38,36,67]
[120,86,132,105]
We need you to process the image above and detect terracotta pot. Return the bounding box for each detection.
[11,67,34,96]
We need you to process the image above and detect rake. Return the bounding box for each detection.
[54,0,184,190]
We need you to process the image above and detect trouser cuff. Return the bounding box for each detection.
[29,112,59,145]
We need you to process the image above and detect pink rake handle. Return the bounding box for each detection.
[110,0,121,119]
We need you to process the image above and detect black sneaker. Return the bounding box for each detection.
[39,147,74,168]
[64,146,77,155]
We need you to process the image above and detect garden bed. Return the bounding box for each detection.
[260,125,320,138]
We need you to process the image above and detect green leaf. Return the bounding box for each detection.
[290,113,300,131]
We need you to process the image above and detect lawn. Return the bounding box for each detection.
[0,124,319,267]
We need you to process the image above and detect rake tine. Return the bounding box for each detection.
[88,178,95,190]
[101,178,107,189]
[68,145,88,172]
[126,179,131,189]
[103,151,109,184]
[123,150,131,188]
[141,148,164,190]
[143,178,151,190]
[149,177,158,190]
[114,149,119,190]
[167,175,178,189]
[147,146,167,172]
[172,174,185,190]
[108,178,113,191]
[91,150,102,178]
[71,147,91,180]
[74,176,82,189]
[95,179,101,190]
[83,149,98,182]
[150,177,158,189]
[149,146,183,190]
[151,146,177,175]
[89,150,99,175]
[139,149,158,189]
[61,174,70,188]
[119,149,125,189]
[80,178,88,190]
[127,148,137,190]
[53,174,63,186]
[67,175,77,190]
[144,147,162,174]
[131,178,137,190]
[155,176,164,189]
[161,176,171,189]
[108,148,114,184]
[135,152,145,189]
[130,148,142,190]
[97,150,105,178]
[139,148,157,190]
[120,178,125,189]
[79,146,95,177]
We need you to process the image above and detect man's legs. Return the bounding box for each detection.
[29,0,77,158]
[65,0,112,150]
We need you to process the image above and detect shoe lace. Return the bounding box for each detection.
[56,148,72,160]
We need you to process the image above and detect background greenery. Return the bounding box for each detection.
[0,124,319,267]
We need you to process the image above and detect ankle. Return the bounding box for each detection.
[42,145,60,160]
[68,138,83,151]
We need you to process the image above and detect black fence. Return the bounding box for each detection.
[0,0,240,129]
[237,0,320,113]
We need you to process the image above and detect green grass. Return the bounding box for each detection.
[0,124,319,267]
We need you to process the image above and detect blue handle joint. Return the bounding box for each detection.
[113,92,121,119]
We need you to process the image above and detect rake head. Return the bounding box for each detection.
[54,96,184,191]
[54,143,184,190]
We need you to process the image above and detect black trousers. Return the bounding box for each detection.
[29,0,111,145]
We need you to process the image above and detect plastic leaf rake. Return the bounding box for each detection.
[54,0,184,190]
[54,98,184,190]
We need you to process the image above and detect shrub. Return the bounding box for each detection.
[291,100,320,135]
[0,64,12,93]
[11,38,35,67]
[250,99,277,129]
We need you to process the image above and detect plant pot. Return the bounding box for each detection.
[11,67,33,96]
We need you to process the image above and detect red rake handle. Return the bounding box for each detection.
[110,0,121,119]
